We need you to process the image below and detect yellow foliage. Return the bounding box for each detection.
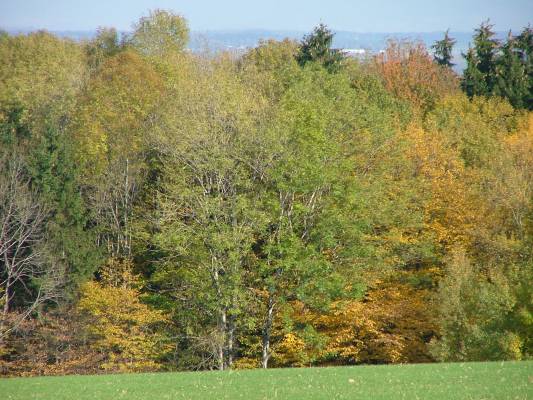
[323,280,435,364]
[77,260,169,372]
[0,31,86,131]
[492,112,533,236]
[265,274,437,367]
[272,333,308,367]
[73,50,164,175]
[99,257,139,289]
[232,357,260,369]
[402,124,483,252]
[274,274,438,366]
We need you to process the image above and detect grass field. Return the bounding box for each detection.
[1,361,531,400]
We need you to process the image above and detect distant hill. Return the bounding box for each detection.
[3,28,511,72]
[187,30,511,72]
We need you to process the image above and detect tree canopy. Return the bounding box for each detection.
[1,13,532,375]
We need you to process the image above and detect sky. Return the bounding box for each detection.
[1,0,532,33]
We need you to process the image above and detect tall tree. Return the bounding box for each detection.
[515,26,533,109]
[253,68,374,368]
[462,47,489,97]
[462,20,500,97]
[85,27,122,72]
[29,124,100,294]
[0,153,61,340]
[129,9,189,57]
[296,24,344,72]
[72,50,164,259]
[432,29,456,67]
[494,32,529,109]
[146,56,265,370]
[474,20,500,83]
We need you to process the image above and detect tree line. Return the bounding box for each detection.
[0,11,531,375]
[432,21,532,110]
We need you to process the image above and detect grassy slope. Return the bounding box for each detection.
[1,361,531,400]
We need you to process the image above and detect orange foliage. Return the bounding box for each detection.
[0,312,105,377]
[319,276,437,364]
[269,272,438,367]
[374,41,459,113]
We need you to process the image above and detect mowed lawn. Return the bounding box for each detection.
[1,361,531,400]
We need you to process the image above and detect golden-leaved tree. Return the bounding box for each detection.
[77,258,169,372]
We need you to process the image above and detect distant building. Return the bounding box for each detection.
[340,48,367,57]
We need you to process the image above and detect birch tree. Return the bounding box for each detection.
[0,154,61,339]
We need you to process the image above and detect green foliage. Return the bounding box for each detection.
[72,50,164,174]
[0,102,97,299]
[2,12,532,374]
[129,9,189,57]
[0,31,86,136]
[28,124,100,293]
[493,33,530,110]
[462,47,489,97]
[516,27,533,109]
[424,94,518,168]
[143,55,267,369]
[0,103,31,146]
[430,249,531,361]
[432,29,456,67]
[462,21,499,97]
[240,39,300,101]
[296,24,344,73]
[473,21,500,81]
[461,22,532,110]
[85,27,123,71]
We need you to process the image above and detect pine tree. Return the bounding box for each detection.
[0,103,31,146]
[296,24,344,72]
[462,47,488,97]
[29,124,100,296]
[432,29,456,67]
[474,20,500,92]
[515,26,533,109]
[462,21,500,98]
[494,32,529,109]
[516,26,533,62]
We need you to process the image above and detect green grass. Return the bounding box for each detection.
[1,361,531,400]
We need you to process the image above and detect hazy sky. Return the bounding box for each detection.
[1,0,532,32]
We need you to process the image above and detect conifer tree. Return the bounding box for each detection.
[29,124,100,295]
[515,26,533,109]
[432,29,456,68]
[462,20,499,97]
[494,32,529,109]
[296,24,344,72]
[516,26,533,61]
[462,47,487,97]
[474,20,499,83]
